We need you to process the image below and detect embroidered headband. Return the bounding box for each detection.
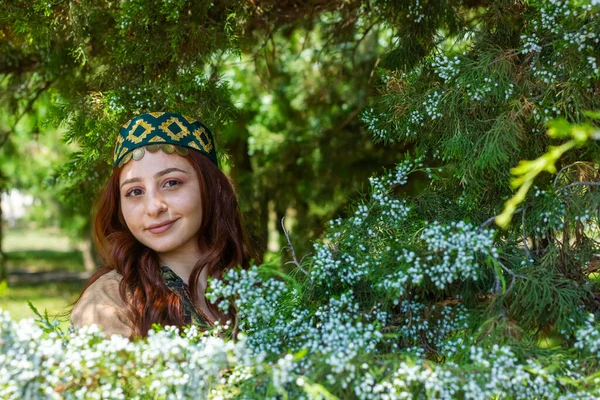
[113,112,218,168]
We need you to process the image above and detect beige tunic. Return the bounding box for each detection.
[71,270,134,338]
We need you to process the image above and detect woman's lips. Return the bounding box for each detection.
[147,220,176,234]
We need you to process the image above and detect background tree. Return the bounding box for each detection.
[1,0,410,272]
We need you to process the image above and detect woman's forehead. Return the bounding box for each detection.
[119,150,192,182]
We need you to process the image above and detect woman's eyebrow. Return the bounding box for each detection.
[120,167,189,188]
[155,167,188,178]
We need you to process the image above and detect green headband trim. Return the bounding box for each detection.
[113,112,218,167]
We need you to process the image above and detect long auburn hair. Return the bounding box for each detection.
[80,149,258,337]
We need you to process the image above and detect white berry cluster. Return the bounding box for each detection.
[574,210,596,231]
[393,300,470,352]
[345,158,417,230]
[207,266,288,334]
[194,75,206,88]
[465,78,494,102]
[574,314,600,358]
[407,0,425,23]
[354,344,592,399]
[310,242,371,286]
[106,91,126,113]
[2,305,600,397]
[299,291,384,374]
[381,221,497,294]
[360,108,391,143]
[423,90,444,120]
[520,33,542,54]
[431,54,461,82]
[406,109,424,137]
[521,0,600,86]
[531,191,566,239]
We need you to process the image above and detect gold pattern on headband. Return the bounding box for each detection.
[113,135,125,162]
[117,145,128,161]
[194,127,213,152]
[188,141,201,151]
[126,120,155,144]
[160,117,190,141]
[121,119,132,130]
[183,115,196,124]
[149,112,165,118]
[148,135,163,143]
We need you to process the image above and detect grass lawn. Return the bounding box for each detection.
[0,281,83,330]
[1,226,86,328]
[5,227,85,273]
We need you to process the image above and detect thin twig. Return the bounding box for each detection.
[281,217,308,276]
[350,21,378,66]
[553,162,586,187]
[493,274,503,295]
[368,56,381,86]
[559,181,600,192]
[522,206,532,260]
[478,207,523,231]
[495,259,528,296]
[0,80,54,148]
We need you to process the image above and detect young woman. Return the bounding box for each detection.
[71,112,257,338]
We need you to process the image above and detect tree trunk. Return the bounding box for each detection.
[227,114,269,260]
[77,234,97,273]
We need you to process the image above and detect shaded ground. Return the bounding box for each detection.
[7,249,85,274]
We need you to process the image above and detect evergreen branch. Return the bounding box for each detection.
[281,217,309,276]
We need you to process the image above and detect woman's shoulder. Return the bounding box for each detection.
[79,270,124,300]
[94,269,124,285]
[71,269,133,338]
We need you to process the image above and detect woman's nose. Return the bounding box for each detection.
[145,190,167,216]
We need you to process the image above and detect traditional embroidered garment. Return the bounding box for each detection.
[160,266,211,329]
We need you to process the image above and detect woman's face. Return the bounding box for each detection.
[119,149,203,258]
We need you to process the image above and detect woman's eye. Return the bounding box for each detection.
[164,179,181,188]
[125,188,144,197]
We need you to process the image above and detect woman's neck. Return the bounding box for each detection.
[158,250,202,285]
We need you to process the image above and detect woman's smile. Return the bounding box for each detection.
[146,219,178,234]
